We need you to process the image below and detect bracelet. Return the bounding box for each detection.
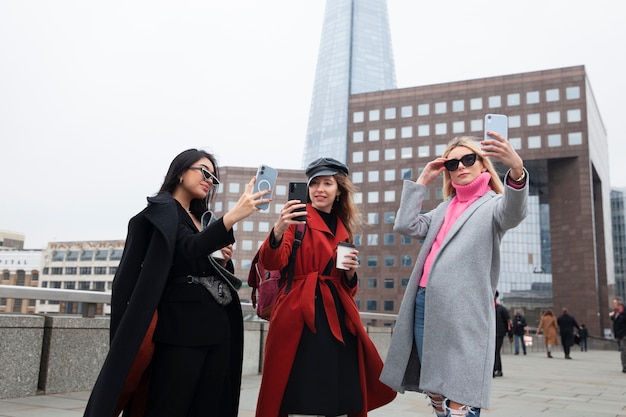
[511,170,526,183]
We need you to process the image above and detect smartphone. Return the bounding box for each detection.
[253,165,278,211]
[484,114,508,140]
[288,181,308,222]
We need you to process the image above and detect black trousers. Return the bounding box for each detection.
[145,342,231,417]
[494,336,505,372]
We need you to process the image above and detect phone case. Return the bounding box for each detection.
[253,165,278,210]
[288,182,308,221]
[484,114,508,140]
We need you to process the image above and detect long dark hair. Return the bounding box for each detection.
[158,149,220,217]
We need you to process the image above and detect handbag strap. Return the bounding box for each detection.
[284,224,306,294]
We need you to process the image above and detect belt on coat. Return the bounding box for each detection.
[294,271,347,344]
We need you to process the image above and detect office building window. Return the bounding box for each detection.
[94,267,107,275]
[368,171,379,182]
[509,137,522,150]
[368,150,380,162]
[527,113,541,126]
[401,126,413,138]
[367,192,379,203]
[528,136,541,149]
[384,128,396,140]
[384,190,395,202]
[384,278,395,289]
[435,144,446,156]
[367,256,378,267]
[401,147,413,159]
[353,172,363,183]
[546,89,560,102]
[81,251,94,261]
[367,300,377,311]
[401,105,413,117]
[369,109,380,121]
[352,151,363,163]
[567,109,582,122]
[110,250,123,261]
[229,182,240,193]
[66,251,79,261]
[548,134,562,147]
[507,93,520,106]
[259,222,270,232]
[384,256,395,267]
[385,107,396,119]
[470,119,482,132]
[368,213,379,224]
[384,148,396,160]
[401,168,413,180]
[435,123,447,135]
[52,251,65,262]
[418,124,430,137]
[418,146,430,158]
[384,300,394,312]
[568,132,583,145]
[566,86,580,99]
[526,91,540,104]
[401,236,412,245]
[417,103,429,116]
[488,95,502,108]
[241,240,253,251]
[509,115,521,128]
[401,255,412,266]
[353,131,364,143]
[547,111,560,124]
[369,129,380,141]
[384,212,395,223]
[65,267,77,275]
[79,267,91,275]
[452,100,464,112]
[367,234,379,245]
[435,102,447,114]
[384,169,395,181]
[353,111,364,123]
[452,121,465,133]
[470,97,482,110]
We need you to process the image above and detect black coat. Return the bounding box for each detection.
[512,314,527,336]
[557,313,580,347]
[84,192,241,417]
[495,303,511,338]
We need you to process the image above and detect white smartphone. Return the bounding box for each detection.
[484,114,508,140]
[253,164,278,211]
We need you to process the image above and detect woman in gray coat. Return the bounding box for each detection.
[380,134,528,416]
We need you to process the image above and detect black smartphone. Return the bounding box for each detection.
[288,182,308,222]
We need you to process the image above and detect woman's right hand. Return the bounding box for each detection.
[222,177,271,230]
[273,199,307,242]
[416,157,447,186]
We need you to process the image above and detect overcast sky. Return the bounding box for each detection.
[1,0,624,249]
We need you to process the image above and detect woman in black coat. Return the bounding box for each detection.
[556,307,580,360]
[84,149,270,417]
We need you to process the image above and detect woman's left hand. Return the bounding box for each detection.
[482,131,525,179]
[343,249,359,279]
[218,244,233,266]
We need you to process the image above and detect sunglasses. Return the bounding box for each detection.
[189,167,220,186]
[443,153,478,172]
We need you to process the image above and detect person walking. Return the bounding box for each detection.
[578,323,589,352]
[536,308,559,358]
[254,157,396,417]
[610,298,626,372]
[380,133,528,417]
[511,310,528,355]
[84,149,271,417]
[493,291,512,377]
[557,307,580,360]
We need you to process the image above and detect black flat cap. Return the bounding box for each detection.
[305,157,349,181]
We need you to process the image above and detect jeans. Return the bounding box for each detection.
[414,287,481,417]
[514,334,526,354]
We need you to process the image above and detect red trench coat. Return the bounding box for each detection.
[255,205,396,417]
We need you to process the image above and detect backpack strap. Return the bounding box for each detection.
[284,223,306,294]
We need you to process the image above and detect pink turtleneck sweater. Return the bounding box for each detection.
[418,172,492,288]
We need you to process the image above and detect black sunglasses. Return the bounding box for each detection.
[443,153,478,171]
[189,167,220,186]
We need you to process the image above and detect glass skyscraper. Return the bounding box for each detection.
[302,0,397,166]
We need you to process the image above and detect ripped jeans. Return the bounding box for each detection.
[414,287,481,417]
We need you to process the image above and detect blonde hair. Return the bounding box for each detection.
[441,136,504,199]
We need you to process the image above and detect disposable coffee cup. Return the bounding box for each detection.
[211,249,225,260]
[336,242,356,270]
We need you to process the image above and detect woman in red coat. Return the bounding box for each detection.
[255,157,396,417]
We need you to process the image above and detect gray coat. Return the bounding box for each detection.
[380,172,528,409]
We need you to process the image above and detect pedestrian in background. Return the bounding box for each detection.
[579,323,589,352]
[536,308,559,358]
[557,307,580,360]
[610,298,626,372]
[493,291,512,377]
[512,310,528,355]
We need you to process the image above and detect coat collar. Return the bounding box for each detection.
[306,204,350,243]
